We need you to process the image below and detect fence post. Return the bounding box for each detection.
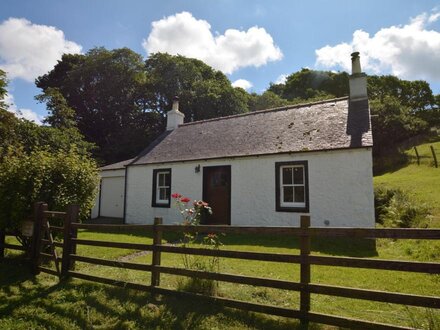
[151,217,163,288]
[430,145,438,168]
[61,205,79,279]
[300,215,311,328]
[0,228,5,261]
[31,202,47,275]
[414,146,420,165]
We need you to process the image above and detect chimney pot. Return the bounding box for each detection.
[349,52,367,102]
[351,52,362,75]
[167,96,184,130]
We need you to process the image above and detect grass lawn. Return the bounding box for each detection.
[2,229,440,329]
[374,140,440,226]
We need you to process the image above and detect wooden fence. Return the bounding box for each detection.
[1,203,440,330]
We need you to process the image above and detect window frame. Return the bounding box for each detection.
[151,168,172,208]
[275,161,309,213]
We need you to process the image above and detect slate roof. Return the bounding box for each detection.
[100,158,134,171]
[129,97,372,166]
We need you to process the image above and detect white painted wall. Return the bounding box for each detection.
[91,169,126,219]
[125,148,375,227]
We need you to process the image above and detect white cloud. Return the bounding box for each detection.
[0,18,82,82]
[5,92,43,124]
[275,74,287,84]
[315,10,440,81]
[232,79,253,90]
[143,11,283,74]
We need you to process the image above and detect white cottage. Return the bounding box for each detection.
[92,53,374,227]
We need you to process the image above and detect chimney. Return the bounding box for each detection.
[349,52,368,102]
[166,96,184,130]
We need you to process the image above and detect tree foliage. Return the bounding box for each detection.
[0,73,99,232]
[370,96,428,155]
[36,48,156,164]
[0,69,7,112]
[0,146,99,230]
[269,68,349,101]
[37,50,249,164]
[247,91,290,111]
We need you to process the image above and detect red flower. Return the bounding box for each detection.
[171,193,182,199]
[180,197,191,203]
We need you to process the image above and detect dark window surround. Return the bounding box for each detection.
[151,168,172,208]
[275,161,309,213]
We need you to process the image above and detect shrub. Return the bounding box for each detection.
[374,187,431,228]
[0,146,99,232]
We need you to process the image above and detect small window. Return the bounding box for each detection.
[275,161,309,212]
[152,169,171,207]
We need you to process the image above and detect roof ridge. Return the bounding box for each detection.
[180,96,349,127]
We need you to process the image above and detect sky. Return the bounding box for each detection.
[1,0,440,124]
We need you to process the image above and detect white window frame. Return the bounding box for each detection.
[279,164,306,208]
[156,170,170,205]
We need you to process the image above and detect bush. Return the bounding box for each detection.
[374,187,431,228]
[0,146,99,231]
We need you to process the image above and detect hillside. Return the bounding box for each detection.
[374,140,440,227]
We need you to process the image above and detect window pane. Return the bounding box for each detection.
[159,188,166,200]
[158,173,165,186]
[283,186,294,203]
[282,167,293,184]
[164,172,171,186]
[293,167,303,184]
[294,186,305,203]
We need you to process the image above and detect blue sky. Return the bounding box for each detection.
[1,0,440,123]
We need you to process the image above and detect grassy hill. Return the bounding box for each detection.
[374,140,440,227]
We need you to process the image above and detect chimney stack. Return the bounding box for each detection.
[166,96,185,130]
[349,52,368,102]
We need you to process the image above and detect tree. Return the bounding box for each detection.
[37,50,249,164]
[269,68,349,101]
[367,75,435,112]
[144,53,249,121]
[248,91,290,111]
[0,70,99,234]
[370,96,428,155]
[0,69,7,112]
[36,48,156,164]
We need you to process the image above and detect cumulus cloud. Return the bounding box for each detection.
[5,92,43,124]
[232,79,253,90]
[275,74,288,84]
[0,18,82,81]
[143,12,282,74]
[315,10,440,81]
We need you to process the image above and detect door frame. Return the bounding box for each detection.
[202,165,231,225]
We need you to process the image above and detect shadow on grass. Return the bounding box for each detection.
[0,262,315,329]
[220,234,378,257]
[79,229,378,258]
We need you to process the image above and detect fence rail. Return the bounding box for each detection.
[1,205,440,329]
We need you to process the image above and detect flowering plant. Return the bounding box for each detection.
[171,193,212,227]
[171,193,221,295]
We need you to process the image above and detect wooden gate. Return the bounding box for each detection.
[31,202,79,277]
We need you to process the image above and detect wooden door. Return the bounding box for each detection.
[202,166,231,225]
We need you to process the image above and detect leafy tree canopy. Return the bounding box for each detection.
[0,146,99,230]
[0,74,99,232]
[268,68,349,101]
[36,48,154,164]
[37,50,249,164]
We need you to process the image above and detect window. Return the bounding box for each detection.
[275,161,309,212]
[152,169,171,207]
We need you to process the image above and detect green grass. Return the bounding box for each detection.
[374,140,440,226]
[2,230,439,329]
